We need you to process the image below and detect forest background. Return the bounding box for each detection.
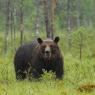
[0,0,95,95]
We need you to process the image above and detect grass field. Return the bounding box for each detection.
[0,29,95,95]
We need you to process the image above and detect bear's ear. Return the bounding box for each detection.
[37,38,43,44]
[54,36,60,44]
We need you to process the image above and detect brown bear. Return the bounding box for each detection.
[14,37,64,80]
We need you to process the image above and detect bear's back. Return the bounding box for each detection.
[14,40,38,65]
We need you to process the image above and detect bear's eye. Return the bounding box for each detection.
[50,44,55,49]
[50,44,53,48]
[50,45,57,49]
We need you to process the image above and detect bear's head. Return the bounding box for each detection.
[37,37,60,61]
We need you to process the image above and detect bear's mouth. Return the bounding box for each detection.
[45,53,51,59]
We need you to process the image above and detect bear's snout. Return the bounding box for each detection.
[45,46,51,58]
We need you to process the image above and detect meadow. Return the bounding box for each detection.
[0,28,95,95]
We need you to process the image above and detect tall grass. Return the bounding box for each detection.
[0,28,95,95]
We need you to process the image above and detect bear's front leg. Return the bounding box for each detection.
[55,59,64,79]
[56,69,63,79]
[31,68,43,79]
[16,69,27,80]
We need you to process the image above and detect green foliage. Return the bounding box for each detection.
[71,27,95,59]
[0,28,95,95]
[0,0,95,94]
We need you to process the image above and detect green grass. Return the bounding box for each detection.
[0,28,95,95]
[0,53,95,95]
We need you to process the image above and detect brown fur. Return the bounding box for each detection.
[30,37,64,79]
[14,37,64,80]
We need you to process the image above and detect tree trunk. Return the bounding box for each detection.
[43,0,56,39]
[51,0,56,39]
[35,0,40,38]
[13,10,16,50]
[20,0,24,46]
[11,0,16,50]
[4,0,10,53]
[67,0,72,48]
[10,6,13,47]
[79,31,83,64]
[77,0,81,27]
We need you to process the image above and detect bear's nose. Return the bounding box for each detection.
[45,46,50,54]
[45,51,50,54]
